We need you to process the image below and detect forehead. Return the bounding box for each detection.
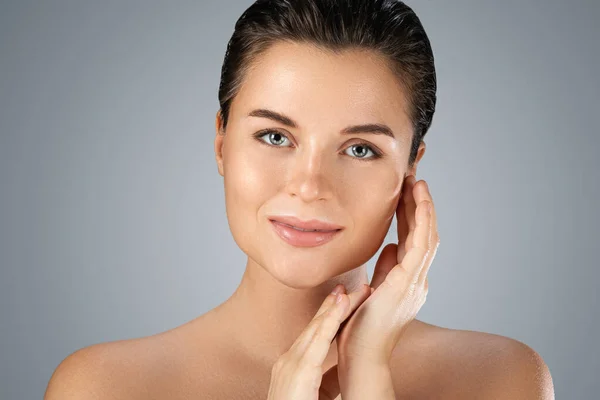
[231,41,413,139]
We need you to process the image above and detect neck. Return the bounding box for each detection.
[216,256,369,368]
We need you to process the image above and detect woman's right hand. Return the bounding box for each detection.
[267,283,371,400]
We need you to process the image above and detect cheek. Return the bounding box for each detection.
[225,150,271,202]
[223,143,282,252]
[341,167,402,257]
[344,166,402,224]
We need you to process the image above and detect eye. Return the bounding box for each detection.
[253,130,293,147]
[252,129,383,161]
[343,143,382,161]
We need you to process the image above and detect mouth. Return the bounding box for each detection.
[269,219,343,248]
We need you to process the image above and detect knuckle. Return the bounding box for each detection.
[387,265,409,284]
[321,311,341,332]
[316,309,332,325]
[316,310,340,335]
[311,310,327,326]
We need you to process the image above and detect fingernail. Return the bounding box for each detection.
[331,284,343,295]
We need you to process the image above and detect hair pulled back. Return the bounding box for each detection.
[218,0,436,169]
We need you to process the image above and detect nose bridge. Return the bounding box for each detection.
[286,141,333,202]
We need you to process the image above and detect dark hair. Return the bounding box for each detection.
[218,0,436,169]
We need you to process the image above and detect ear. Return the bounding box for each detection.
[214,109,226,177]
[407,140,427,177]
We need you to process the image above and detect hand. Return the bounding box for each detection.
[266,284,371,400]
[336,174,440,367]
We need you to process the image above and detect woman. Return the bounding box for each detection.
[45,0,554,398]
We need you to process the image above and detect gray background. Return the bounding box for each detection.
[1,0,598,398]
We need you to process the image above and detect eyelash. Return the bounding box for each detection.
[252,129,383,161]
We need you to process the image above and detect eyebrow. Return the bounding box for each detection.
[247,108,396,139]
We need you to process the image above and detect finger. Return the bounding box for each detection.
[344,284,371,313]
[337,284,371,332]
[289,284,371,359]
[418,196,439,286]
[406,180,435,281]
[410,200,433,282]
[288,284,348,358]
[382,200,431,294]
[397,175,416,239]
[322,283,370,320]
[398,175,417,262]
[370,243,398,290]
[417,202,437,284]
[419,243,438,287]
[403,175,418,232]
[314,284,345,319]
[292,293,349,368]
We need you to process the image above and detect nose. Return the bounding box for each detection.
[285,147,335,203]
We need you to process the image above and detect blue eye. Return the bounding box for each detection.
[252,129,383,161]
[255,130,292,147]
[343,144,379,160]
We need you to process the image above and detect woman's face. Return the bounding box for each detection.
[215,41,424,288]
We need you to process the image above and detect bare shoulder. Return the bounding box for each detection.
[44,337,151,400]
[44,340,125,399]
[43,331,194,400]
[390,321,555,399]
[43,312,243,400]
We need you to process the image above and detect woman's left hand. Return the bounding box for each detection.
[335,174,440,376]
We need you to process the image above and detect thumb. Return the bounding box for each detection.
[370,243,398,290]
[319,364,341,400]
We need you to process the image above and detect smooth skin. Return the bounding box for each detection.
[268,174,437,399]
[44,41,554,399]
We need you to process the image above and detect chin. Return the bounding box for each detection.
[258,241,369,289]
[258,251,333,288]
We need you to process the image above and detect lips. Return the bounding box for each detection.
[267,215,344,248]
[267,215,344,232]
